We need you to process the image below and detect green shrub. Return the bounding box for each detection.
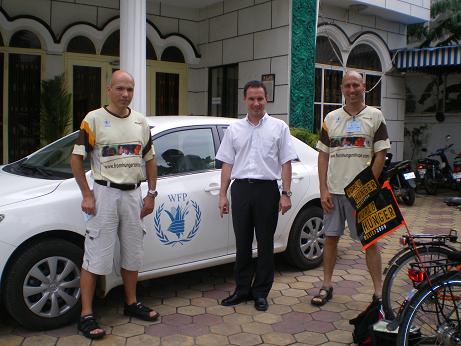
[40,74,72,144]
[290,127,319,148]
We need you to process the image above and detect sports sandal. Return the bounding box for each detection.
[311,287,333,306]
[77,314,106,340]
[124,302,160,321]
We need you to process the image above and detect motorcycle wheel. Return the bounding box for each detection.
[423,169,438,195]
[401,187,416,206]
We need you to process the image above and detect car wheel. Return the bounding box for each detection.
[3,239,82,330]
[284,206,324,270]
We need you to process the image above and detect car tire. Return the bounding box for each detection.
[3,239,82,330]
[284,206,324,270]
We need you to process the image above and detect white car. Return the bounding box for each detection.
[0,116,324,329]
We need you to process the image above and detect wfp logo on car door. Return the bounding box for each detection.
[154,193,201,246]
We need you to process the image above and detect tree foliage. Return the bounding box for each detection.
[40,74,72,144]
[408,0,461,47]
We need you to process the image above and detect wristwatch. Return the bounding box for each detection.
[282,190,292,197]
[148,189,158,198]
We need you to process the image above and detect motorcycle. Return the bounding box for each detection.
[453,151,461,191]
[379,153,417,206]
[416,143,459,195]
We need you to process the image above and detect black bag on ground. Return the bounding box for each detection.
[350,298,384,345]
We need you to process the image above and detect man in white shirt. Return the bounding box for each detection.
[216,80,297,311]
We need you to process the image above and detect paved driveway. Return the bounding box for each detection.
[1,193,460,346]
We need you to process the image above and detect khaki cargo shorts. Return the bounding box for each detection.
[82,183,145,275]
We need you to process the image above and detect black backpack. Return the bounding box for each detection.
[350,298,384,345]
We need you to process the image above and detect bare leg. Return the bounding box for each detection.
[121,268,157,318]
[80,268,98,315]
[121,268,138,305]
[80,268,104,335]
[322,236,340,288]
[365,243,382,298]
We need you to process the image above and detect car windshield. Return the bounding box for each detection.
[3,132,90,179]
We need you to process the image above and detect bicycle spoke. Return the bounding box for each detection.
[398,278,461,345]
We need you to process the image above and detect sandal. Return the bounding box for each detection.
[124,302,160,321]
[311,287,333,306]
[77,314,106,340]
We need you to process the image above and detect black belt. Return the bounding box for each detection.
[95,180,141,191]
[234,178,276,184]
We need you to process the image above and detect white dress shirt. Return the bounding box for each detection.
[216,114,297,180]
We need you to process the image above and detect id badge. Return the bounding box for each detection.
[346,119,361,133]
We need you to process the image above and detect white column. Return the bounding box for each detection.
[120,0,146,115]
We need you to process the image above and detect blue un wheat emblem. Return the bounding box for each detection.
[154,200,201,246]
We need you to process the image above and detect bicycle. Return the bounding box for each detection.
[397,252,461,345]
[382,230,458,320]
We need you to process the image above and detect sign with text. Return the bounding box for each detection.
[345,167,406,250]
[344,166,380,210]
[261,74,275,102]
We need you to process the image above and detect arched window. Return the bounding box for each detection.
[314,36,344,132]
[101,31,120,56]
[347,44,382,108]
[146,39,157,60]
[102,31,157,59]
[161,47,184,63]
[10,30,41,49]
[316,36,342,66]
[67,36,96,54]
[347,44,381,71]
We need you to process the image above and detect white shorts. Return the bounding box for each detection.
[323,194,359,241]
[82,183,145,275]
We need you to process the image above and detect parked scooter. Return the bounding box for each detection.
[379,153,417,206]
[416,143,459,195]
[453,151,461,191]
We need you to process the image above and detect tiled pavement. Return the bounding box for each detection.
[1,192,460,346]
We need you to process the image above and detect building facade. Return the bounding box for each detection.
[0,0,429,163]
[396,46,461,163]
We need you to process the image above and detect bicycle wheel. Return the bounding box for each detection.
[397,274,461,346]
[382,246,454,320]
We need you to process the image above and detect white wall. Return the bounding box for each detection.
[188,0,291,121]
[319,3,407,50]
[356,0,430,22]
[382,74,406,161]
[1,0,201,41]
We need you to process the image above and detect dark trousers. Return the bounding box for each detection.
[230,179,280,298]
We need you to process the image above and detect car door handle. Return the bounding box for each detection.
[205,184,220,192]
[292,173,305,180]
